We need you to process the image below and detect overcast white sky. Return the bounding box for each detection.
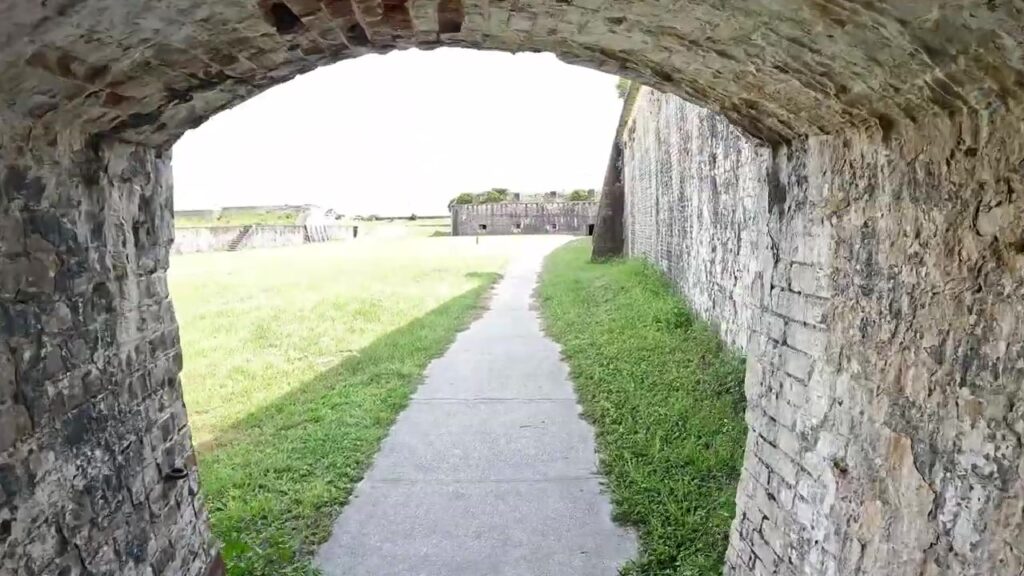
[171,48,622,216]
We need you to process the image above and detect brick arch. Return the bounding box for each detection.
[2,0,1021,150]
[2,2,1024,576]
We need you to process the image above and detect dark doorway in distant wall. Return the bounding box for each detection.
[548,223,558,232]
[587,224,595,236]
[478,224,488,232]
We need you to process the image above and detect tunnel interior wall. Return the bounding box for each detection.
[2,91,1021,576]
[623,88,1024,575]
[0,142,216,576]
[1,0,1023,573]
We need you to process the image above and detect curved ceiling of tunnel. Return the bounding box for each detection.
[0,0,1022,148]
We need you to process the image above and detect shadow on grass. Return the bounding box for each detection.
[195,272,500,576]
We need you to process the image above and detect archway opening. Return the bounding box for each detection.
[2,2,1023,576]
[167,46,632,574]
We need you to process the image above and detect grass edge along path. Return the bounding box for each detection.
[537,240,747,576]
[196,274,501,576]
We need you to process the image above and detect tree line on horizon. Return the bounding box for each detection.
[449,188,598,207]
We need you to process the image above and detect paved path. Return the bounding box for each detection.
[315,237,637,576]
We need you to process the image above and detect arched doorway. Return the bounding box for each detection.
[1,2,1022,575]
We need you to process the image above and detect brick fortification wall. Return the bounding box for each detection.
[623,88,1024,576]
[624,89,769,349]
[172,225,356,255]
[0,141,217,575]
[451,202,598,236]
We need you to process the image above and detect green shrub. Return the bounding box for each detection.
[616,77,631,99]
[451,188,513,206]
[482,188,510,203]
[568,189,594,201]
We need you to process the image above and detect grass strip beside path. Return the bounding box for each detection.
[171,239,514,575]
[538,240,747,576]
[198,280,497,575]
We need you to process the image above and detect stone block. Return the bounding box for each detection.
[750,481,783,523]
[747,408,778,443]
[19,256,58,296]
[745,453,771,489]
[770,289,827,328]
[0,215,24,256]
[42,302,73,332]
[0,403,32,453]
[780,376,807,410]
[749,530,778,573]
[789,262,830,298]
[744,357,764,396]
[752,555,777,576]
[783,322,825,357]
[760,517,785,557]
[769,473,796,511]
[775,425,801,456]
[0,347,14,402]
[762,395,796,430]
[757,439,799,486]
[761,314,785,341]
[783,217,831,266]
[772,260,791,290]
[780,346,812,382]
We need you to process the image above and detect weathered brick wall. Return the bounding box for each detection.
[0,140,216,575]
[2,2,1023,573]
[451,202,598,237]
[623,88,770,349]
[789,116,1022,576]
[624,89,1024,575]
[18,0,1019,149]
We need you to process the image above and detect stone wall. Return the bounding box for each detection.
[172,226,256,255]
[624,88,1024,575]
[623,88,769,349]
[0,141,217,576]
[450,202,598,237]
[303,224,357,244]
[3,1,1024,574]
[171,224,355,255]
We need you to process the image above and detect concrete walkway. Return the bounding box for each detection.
[315,237,637,576]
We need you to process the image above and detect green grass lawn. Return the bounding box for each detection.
[538,240,748,576]
[170,237,520,575]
